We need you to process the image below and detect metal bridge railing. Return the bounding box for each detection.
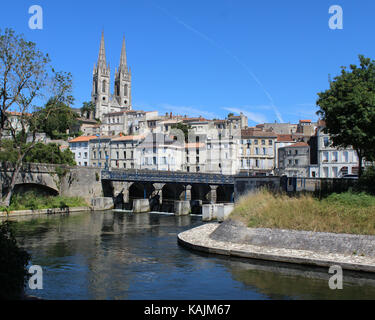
[101,169,235,185]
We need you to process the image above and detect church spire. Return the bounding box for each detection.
[98,30,107,66]
[119,35,127,70]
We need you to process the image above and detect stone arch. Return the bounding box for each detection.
[14,172,60,194]
[129,182,154,200]
[191,184,211,204]
[12,183,59,197]
[159,183,184,212]
[162,183,185,201]
[216,185,233,203]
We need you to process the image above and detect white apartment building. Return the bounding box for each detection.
[89,136,112,168]
[134,133,184,171]
[68,135,97,166]
[311,126,359,178]
[184,142,207,173]
[110,134,144,169]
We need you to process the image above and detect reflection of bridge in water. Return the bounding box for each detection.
[101,169,235,213]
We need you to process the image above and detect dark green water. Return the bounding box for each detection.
[9,211,375,300]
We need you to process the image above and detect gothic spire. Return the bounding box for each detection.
[98,30,107,67]
[119,35,127,70]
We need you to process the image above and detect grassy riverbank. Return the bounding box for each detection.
[230,189,375,235]
[0,191,88,212]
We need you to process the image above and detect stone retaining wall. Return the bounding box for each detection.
[177,221,375,273]
[209,220,375,257]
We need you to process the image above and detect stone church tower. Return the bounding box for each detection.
[114,36,132,110]
[92,32,132,121]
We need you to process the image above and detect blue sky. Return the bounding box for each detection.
[1,0,374,125]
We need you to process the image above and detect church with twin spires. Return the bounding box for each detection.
[92,31,132,121]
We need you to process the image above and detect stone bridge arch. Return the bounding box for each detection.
[12,183,59,197]
[1,170,60,198]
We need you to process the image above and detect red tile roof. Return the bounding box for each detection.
[111,135,144,141]
[288,142,309,148]
[69,135,97,143]
[277,134,295,142]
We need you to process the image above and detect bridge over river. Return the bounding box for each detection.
[101,169,235,213]
[1,162,356,215]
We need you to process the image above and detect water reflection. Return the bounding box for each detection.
[9,211,375,300]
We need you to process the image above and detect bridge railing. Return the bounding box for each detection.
[101,169,235,185]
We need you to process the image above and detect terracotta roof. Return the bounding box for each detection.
[277,134,295,142]
[299,120,311,123]
[287,142,309,148]
[69,135,97,143]
[182,117,207,122]
[111,135,144,141]
[90,135,112,140]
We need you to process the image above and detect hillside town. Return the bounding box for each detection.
[64,32,361,178]
[1,32,362,179]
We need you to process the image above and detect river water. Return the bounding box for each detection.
[9,211,375,300]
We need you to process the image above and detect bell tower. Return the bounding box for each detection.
[114,36,132,110]
[92,31,111,120]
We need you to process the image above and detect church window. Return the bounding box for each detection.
[102,80,106,93]
[124,84,128,97]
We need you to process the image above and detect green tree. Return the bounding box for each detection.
[34,99,79,140]
[317,55,375,177]
[80,101,96,119]
[0,221,31,300]
[227,112,234,117]
[0,141,75,166]
[0,28,73,206]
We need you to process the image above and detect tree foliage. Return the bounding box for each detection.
[80,101,96,119]
[0,221,31,300]
[317,55,375,176]
[33,99,79,140]
[0,140,75,165]
[0,28,74,206]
